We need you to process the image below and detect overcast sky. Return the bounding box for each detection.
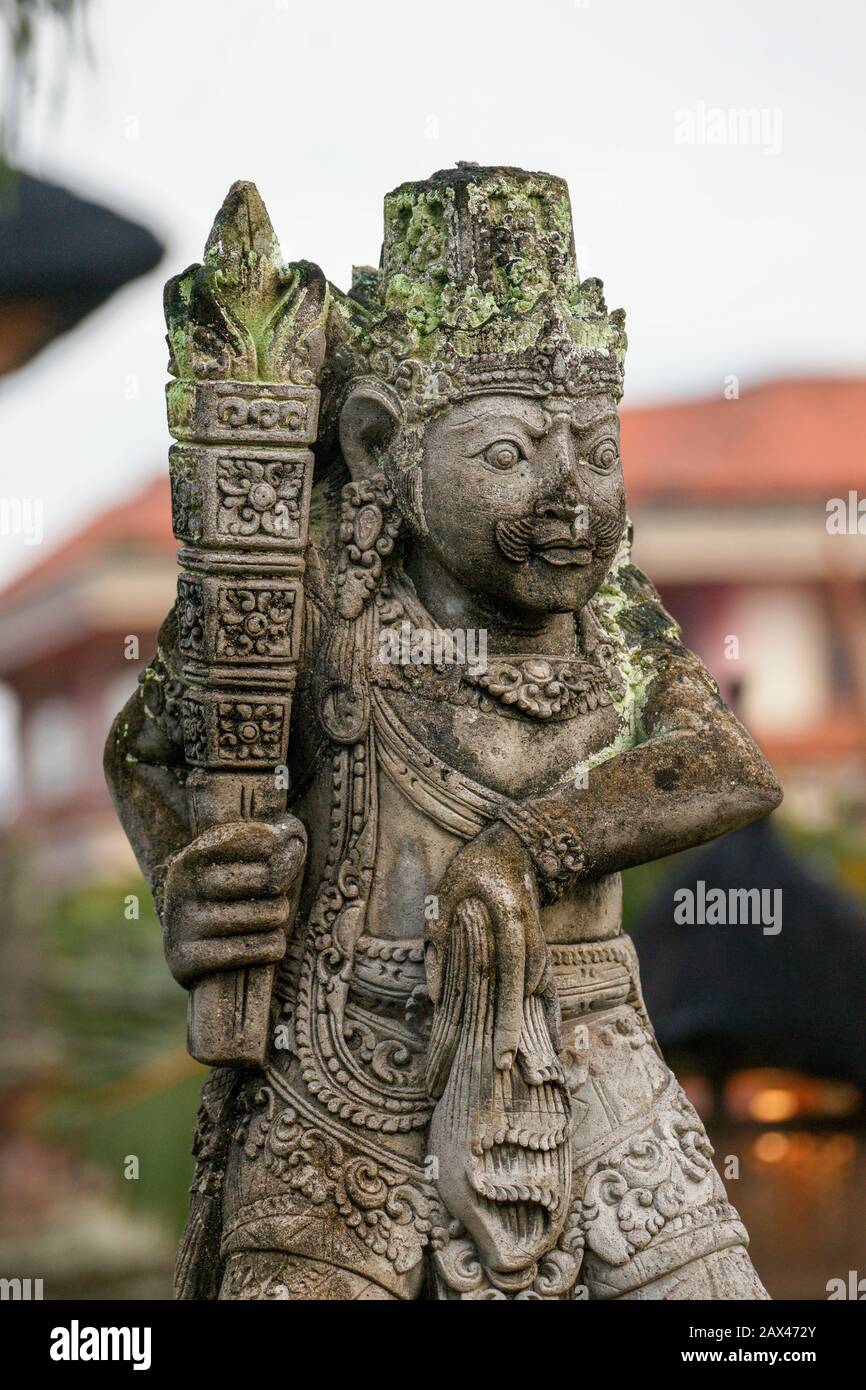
[1,0,864,591]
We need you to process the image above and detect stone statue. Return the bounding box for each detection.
[105,164,782,1301]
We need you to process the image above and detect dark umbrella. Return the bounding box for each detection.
[0,170,163,369]
[631,818,866,1089]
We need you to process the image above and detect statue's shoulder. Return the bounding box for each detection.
[594,557,722,741]
[103,606,188,778]
[136,607,187,758]
[603,561,685,654]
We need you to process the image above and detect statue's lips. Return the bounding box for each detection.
[531,539,595,567]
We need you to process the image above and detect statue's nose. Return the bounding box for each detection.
[535,498,583,521]
[535,424,586,517]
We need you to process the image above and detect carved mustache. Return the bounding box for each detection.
[495,508,623,564]
[494,517,582,563]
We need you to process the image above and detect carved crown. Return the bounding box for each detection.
[332,163,627,421]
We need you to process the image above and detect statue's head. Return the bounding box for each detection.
[335,163,628,616]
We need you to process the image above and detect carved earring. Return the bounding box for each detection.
[334,473,403,619]
[318,473,403,744]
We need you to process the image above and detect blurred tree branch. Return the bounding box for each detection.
[1,0,90,166]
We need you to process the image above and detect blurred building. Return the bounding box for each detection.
[0,480,174,881]
[0,376,865,881]
[627,377,866,825]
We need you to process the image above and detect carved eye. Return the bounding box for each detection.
[588,437,620,473]
[483,440,525,471]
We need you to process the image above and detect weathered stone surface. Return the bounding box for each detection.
[105,165,781,1300]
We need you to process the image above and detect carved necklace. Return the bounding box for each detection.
[374,571,625,722]
[461,652,617,719]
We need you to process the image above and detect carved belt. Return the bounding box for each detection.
[351,935,426,1009]
[349,933,638,1021]
[551,937,642,1021]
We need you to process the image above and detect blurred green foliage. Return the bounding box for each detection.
[43,876,197,1234]
[46,879,182,1084]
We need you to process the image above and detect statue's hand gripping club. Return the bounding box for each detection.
[161,818,306,989]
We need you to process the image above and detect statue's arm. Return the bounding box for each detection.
[103,608,193,893]
[511,581,783,890]
[104,608,307,989]
[527,654,780,885]
[428,571,781,1061]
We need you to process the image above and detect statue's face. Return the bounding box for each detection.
[415,392,626,616]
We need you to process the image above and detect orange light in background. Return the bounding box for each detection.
[724,1068,862,1123]
[749,1088,798,1123]
[822,1133,857,1169]
[818,1082,863,1118]
[753,1131,790,1163]
[748,1130,859,1176]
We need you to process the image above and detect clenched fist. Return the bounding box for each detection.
[160,817,307,989]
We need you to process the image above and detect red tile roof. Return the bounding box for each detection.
[622,376,866,504]
[0,475,176,609]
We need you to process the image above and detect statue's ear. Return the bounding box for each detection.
[339,382,400,480]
